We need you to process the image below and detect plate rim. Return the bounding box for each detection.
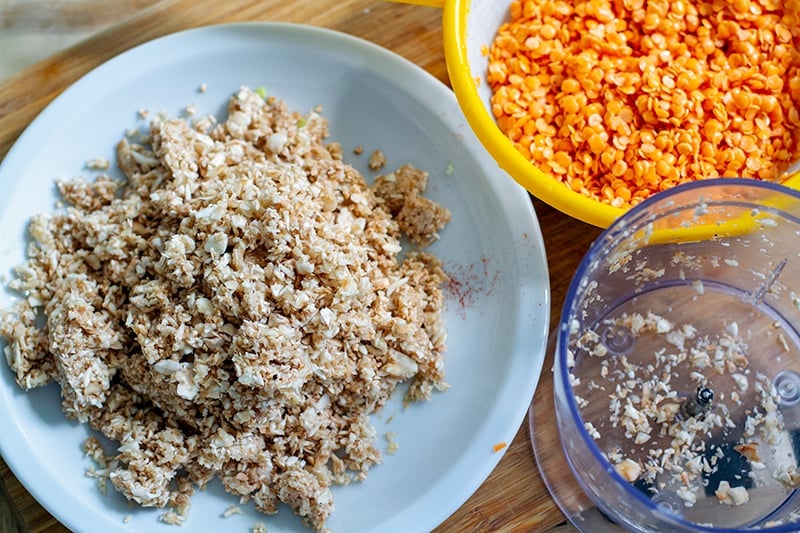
[0,21,551,532]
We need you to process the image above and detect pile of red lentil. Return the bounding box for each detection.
[488,0,800,208]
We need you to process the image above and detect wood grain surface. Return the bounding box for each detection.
[0,0,161,79]
[0,0,600,531]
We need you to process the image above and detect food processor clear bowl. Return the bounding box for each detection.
[532,178,800,532]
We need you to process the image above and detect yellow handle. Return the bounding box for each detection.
[647,173,800,245]
[782,170,800,191]
[386,0,444,7]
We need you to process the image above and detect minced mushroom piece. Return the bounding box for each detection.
[0,86,451,532]
[614,458,642,482]
[715,481,750,506]
[396,194,451,247]
[85,157,111,170]
[373,164,450,246]
[734,442,761,463]
[775,464,800,490]
[368,149,386,170]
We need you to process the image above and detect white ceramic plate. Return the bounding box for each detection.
[0,23,550,533]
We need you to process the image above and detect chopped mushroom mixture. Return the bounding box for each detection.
[1,86,451,531]
[572,312,792,512]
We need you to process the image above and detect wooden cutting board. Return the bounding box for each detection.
[0,0,599,531]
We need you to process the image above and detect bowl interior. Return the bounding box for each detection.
[442,0,632,228]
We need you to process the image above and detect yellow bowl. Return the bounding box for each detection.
[395,0,800,229]
[442,0,623,228]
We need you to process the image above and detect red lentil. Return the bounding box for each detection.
[488,0,800,209]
